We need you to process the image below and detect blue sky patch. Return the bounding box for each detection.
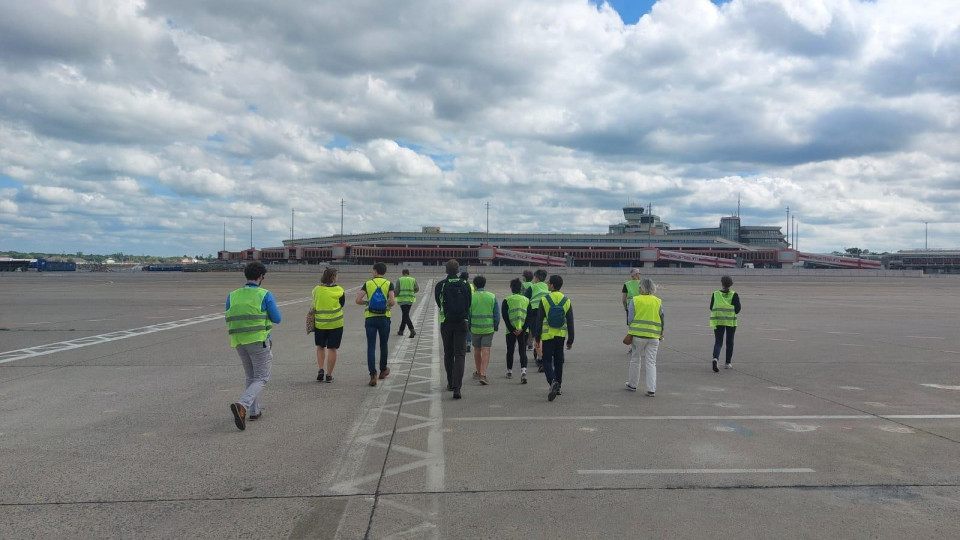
[597,0,731,24]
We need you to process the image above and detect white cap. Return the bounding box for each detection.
[630,268,642,276]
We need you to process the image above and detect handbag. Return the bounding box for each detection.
[306,308,316,334]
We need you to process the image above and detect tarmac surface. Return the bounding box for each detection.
[1,270,959,539]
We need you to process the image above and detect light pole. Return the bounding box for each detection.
[785,206,790,247]
[925,221,928,249]
[340,199,344,242]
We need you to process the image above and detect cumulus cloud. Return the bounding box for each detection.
[0,0,958,255]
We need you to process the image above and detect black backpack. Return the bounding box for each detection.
[442,279,469,323]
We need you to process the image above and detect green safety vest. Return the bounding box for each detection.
[505,293,529,329]
[628,294,663,339]
[312,285,344,330]
[624,280,641,303]
[540,291,570,340]
[226,286,272,347]
[470,289,497,335]
[364,278,391,318]
[396,276,417,304]
[530,281,549,311]
[522,281,533,295]
[710,290,737,328]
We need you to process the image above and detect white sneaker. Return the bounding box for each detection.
[724,362,732,369]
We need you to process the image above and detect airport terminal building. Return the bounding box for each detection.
[221,205,792,268]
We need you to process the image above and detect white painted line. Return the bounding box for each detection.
[0,298,310,364]
[920,384,960,391]
[828,332,859,335]
[578,468,815,475]
[839,343,866,347]
[21,322,51,326]
[906,336,944,339]
[84,319,116,322]
[453,414,960,422]
[761,338,796,342]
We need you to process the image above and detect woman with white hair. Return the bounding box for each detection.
[624,278,663,396]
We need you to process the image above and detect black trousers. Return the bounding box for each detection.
[541,337,566,386]
[398,304,415,334]
[441,320,467,390]
[712,326,736,363]
[505,331,528,370]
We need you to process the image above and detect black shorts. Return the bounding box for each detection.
[314,327,344,349]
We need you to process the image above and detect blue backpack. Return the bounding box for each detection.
[544,295,568,329]
[368,279,388,314]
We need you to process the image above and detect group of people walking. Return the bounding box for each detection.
[224,260,740,430]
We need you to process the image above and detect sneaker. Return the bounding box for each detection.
[712,359,719,373]
[465,345,472,352]
[249,410,262,420]
[397,330,404,336]
[453,389,462,399]
[230,403,246,431]
[625,383,638,392]
[725,362,732,369]
[646,391,655,397]
[521,374,528,384]
[409,330,416,339]
[479,376,489,385]
[379,368,390,379]
[548,381,560,401]
[527,343,533,350]
[326,375,334,383]
[317,369,324,382]
[447,383,454,391]
[473,371,480,380]
[506,371,513,379]
[556,387,562,396]
[369,375,377,387]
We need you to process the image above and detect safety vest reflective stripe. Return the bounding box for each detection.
[628,295,662,339]
[710,290,737,328]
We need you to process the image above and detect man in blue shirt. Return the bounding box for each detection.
[225,261,282,431]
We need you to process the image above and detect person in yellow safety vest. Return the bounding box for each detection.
[355,262,396,387]
[469,275,500,385]
[502,278,530,384]
[525,268,549,371]
[532,274,574,402]
[225,261,282,431]
[625,278,664,396]
[312,267,344,384]
[710,275,741,372]
[521,270,535,351]
[395,268,419,338]
[621,268,642,311]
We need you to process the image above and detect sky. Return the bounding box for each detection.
[0,0,957,256]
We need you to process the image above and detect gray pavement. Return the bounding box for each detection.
[1,270,959,539]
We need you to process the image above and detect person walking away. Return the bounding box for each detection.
[533,274,574,402]
[395,268,419,338]
[710,275,741,372]
[622,268,642,312]
[312,267,344,383]
[226,261,282,431]
[435,260,472,399]
[625,278,663,396]
[502,278,530,383]
[525,269,549,371]
[356,262,395,386]
[460,271,474,353]
[469,275,500,385]
[521,270,534,351]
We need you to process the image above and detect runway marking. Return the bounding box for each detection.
[578,468,815,475]
[906,336,944,340]
[84,319,115,322]
[840,343,866,347]
[828,332,860,335]
[839,386,863,390]
[453,414,960,422]
[0,298,309,364]
[22,322,51,326]
[921,384,960,391]
[769,386,793,391]
[761,338,796,342]
[879,426,915,434]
